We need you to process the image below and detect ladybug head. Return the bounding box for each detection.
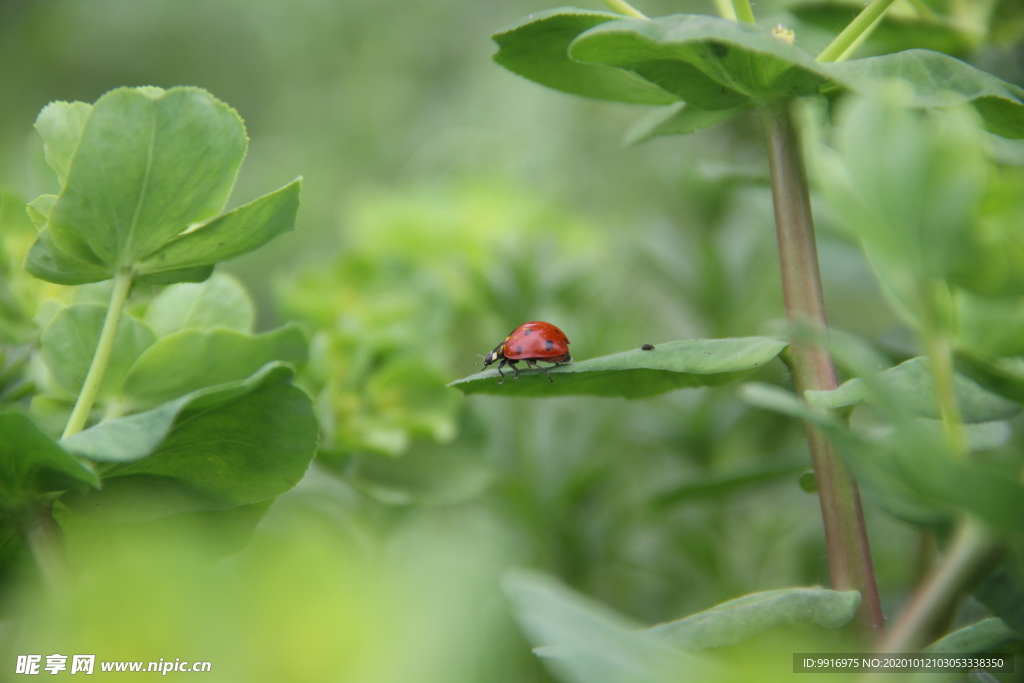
[479,346,504,367]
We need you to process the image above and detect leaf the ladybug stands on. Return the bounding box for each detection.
[453,337,787,398]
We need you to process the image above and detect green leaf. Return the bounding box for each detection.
[144,272,255,337]
[742,383,946,525]
[742,383,1024,532]
[570,15,834,109]
[974,549,1024,635]
[911,618,1021,683]
[955,292,1024,358]
[805,357,1020,423]
[625,103,747,145]
[849,408,1011,454]
[61,363,294,463]
[119,324,308,408]
[828,50,1024,139]
[136,179,301,279]
[60,363,317,521]
[34,101,92,187]
[23,228,112,285]
[828,91,991,293]
[0,411,98,509]
[923,618,1019,654]
[26,195,57,229]
[644,587,861,650]
[47,86,247,267]
[135,264,214,286]
[493,8,678,104]
[28,395,74,439]
[504,570,716,683]
[955,354,1024,404]
[40,304,156,400]
[450,337,786,399]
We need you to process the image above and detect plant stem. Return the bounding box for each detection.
[601,0,646,19]
[915,281,968,456]
[759,100,885,639]
[835,13,885,62]
[925,333,968,458]
[817,0,898,62]
[731,0,755,24]
[23,503,70,591]
[62,268,133,439]
[713,0,737,21]
[882,518,998,652]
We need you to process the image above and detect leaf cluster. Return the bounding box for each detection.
[1,87,316,564]
[492,8,1024,144]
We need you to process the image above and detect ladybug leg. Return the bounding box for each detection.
[511,360,521,381]
[496,359,508,385]
[528,360,555,383]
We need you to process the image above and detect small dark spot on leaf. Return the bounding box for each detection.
[283,477,297,486]
[641,344,655,350]
[709,42,729,58]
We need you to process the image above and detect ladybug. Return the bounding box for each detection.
[480,321,571,384]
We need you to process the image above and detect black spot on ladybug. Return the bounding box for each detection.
[545,339,554,351]
[641,344,655,350]
[523,328,532,335]
[516,345,523,354]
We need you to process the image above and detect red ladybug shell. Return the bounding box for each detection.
[500,321,570,361]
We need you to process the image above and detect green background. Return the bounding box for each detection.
[1,0,1022,681]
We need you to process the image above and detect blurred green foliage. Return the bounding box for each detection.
[1,0,1023,681]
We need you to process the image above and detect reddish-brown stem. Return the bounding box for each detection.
[759,100,885,639]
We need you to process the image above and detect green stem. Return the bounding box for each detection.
[731,0,755,24]
[817,0,898,62]
[835,13,885,62]
[881,518,998,653]
[600,0,646,19]
[925,333,968,458]
[62,268,133,439]
[23,503,70,591]
[760,100,885,640]
[713,0,737,21]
